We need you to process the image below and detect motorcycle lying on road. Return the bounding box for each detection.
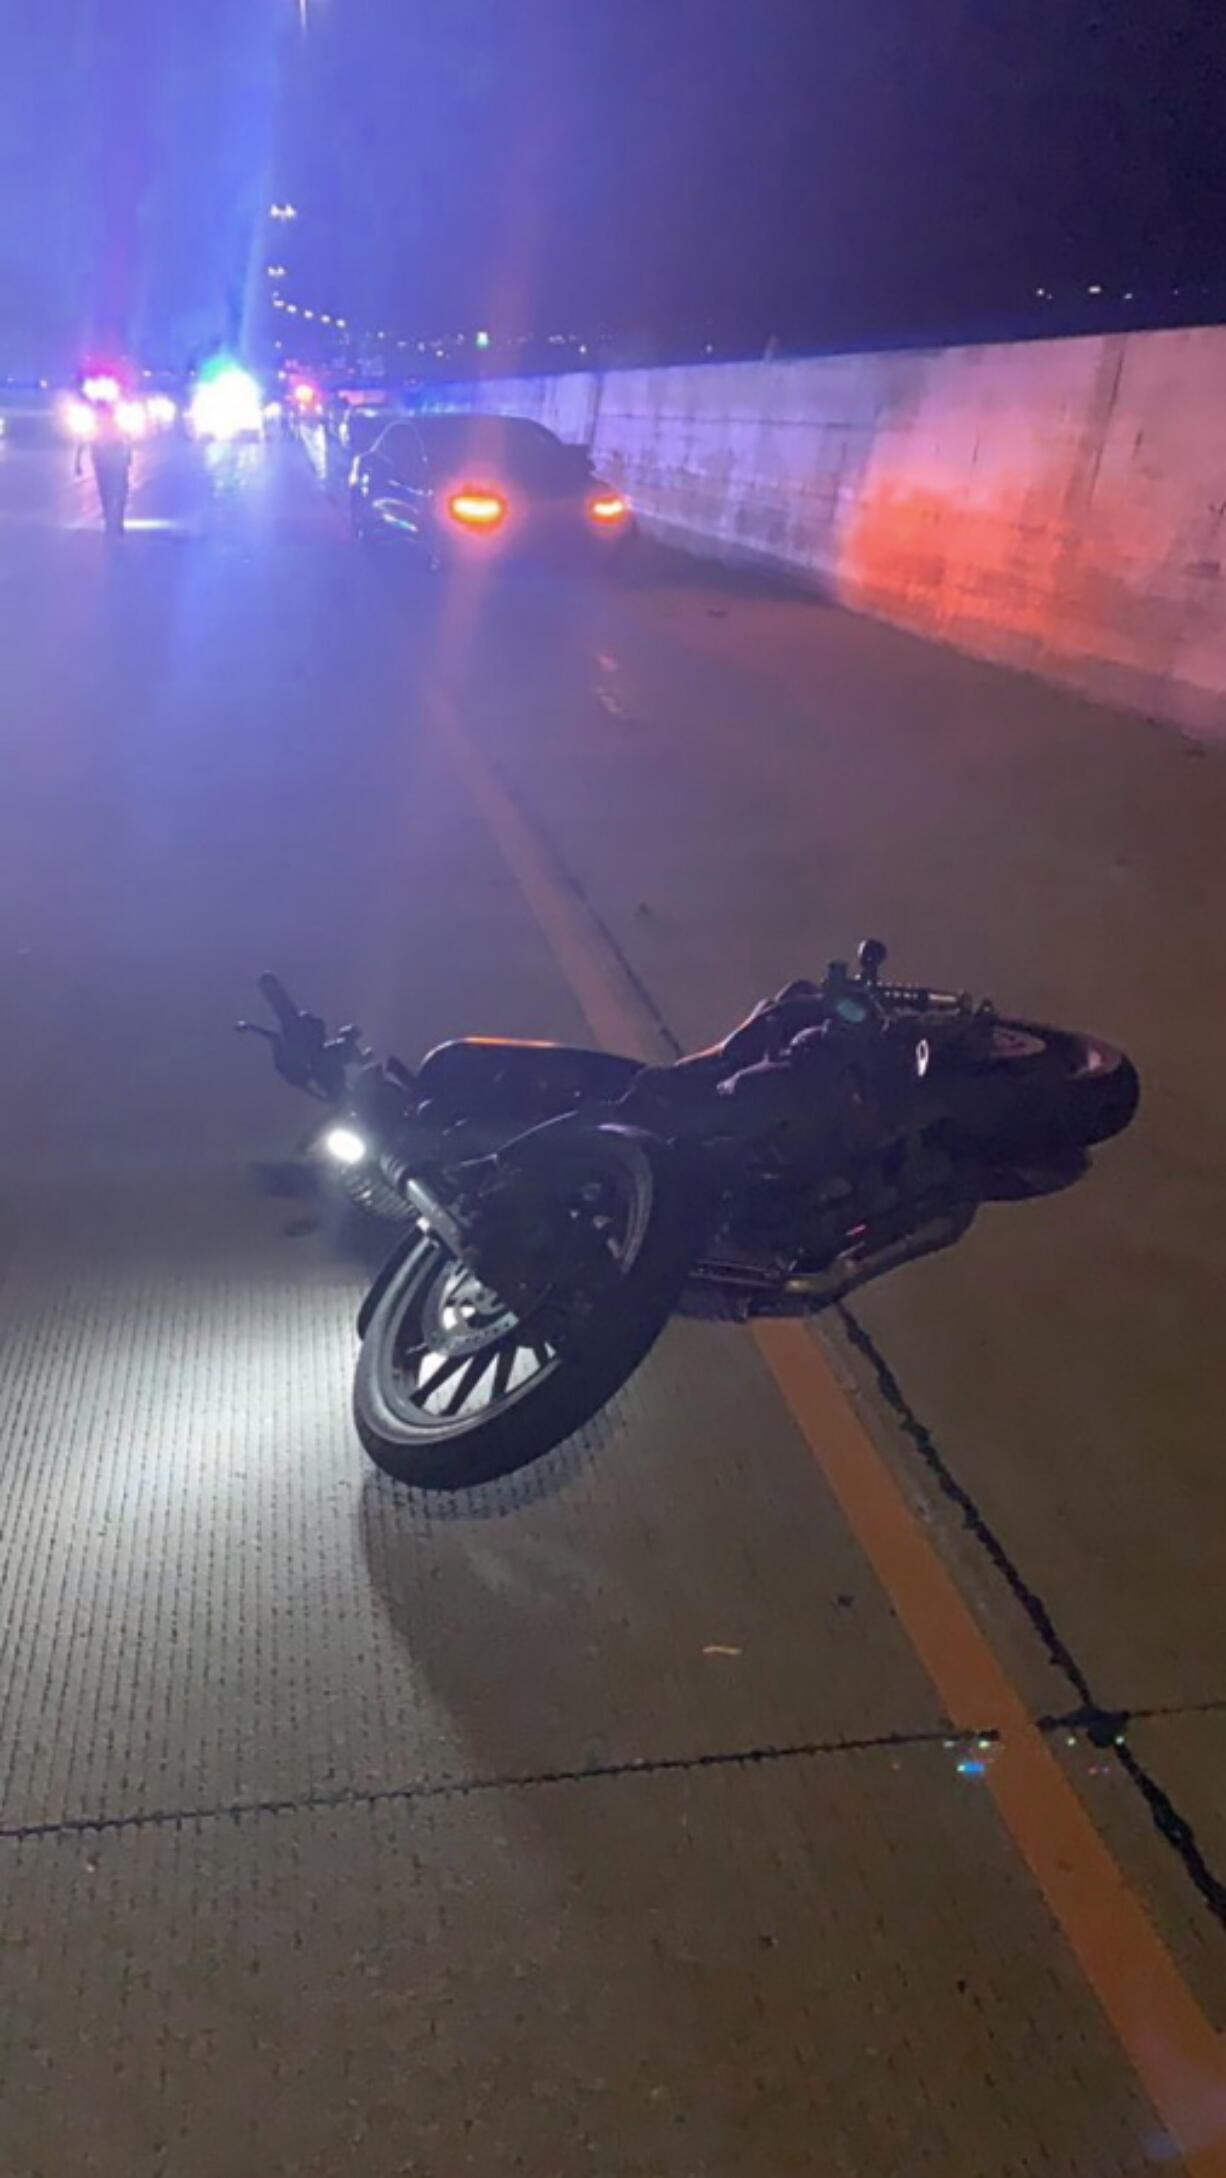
[239,941,1138,1490]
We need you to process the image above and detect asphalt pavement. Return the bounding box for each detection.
[1,427,1224,2177]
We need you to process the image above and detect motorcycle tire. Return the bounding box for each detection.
[968,1020,1138,1155]
[353,1125,698,1490]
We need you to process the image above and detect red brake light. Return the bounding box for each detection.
[588,492,628,523]
[448,488,507,529]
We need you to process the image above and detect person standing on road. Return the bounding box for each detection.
[77,401,134,535]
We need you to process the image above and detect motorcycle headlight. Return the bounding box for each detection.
[322,1124,368,1167]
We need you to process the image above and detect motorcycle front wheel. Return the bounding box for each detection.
[354,1126,697,1489]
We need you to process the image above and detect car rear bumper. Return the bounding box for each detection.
[436,507,637,569]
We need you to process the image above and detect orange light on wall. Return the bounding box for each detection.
[587,492,628,523]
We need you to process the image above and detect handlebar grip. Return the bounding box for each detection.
[258,972,301,1035]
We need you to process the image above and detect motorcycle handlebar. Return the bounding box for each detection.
[258,972,302,1036]
[243,974,365,1103]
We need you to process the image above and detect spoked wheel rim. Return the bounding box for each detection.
[372,1140,656,1437]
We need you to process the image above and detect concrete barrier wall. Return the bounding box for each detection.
[432,325,1226,737]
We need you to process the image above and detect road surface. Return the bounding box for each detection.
[1,427,1223,2177]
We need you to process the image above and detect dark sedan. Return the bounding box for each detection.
[349,412,635,568]
[336,403,405,457]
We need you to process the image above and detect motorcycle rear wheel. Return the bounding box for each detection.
[968,1020,1138,1155]
[354,1126,697,1489]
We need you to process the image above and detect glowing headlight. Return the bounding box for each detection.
[322,1125,368,1167]
[190,366,264,441]
[147,394,177,426]
[62,397,96,440]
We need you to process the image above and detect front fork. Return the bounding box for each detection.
[376,1146,471,1258]
[342,1072,632,1307]
[320,1059,476,1258]
[349,1143,555,1341]
[359,1111,625,1325]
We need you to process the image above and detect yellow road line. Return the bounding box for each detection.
[434,686,1226,2174]
[758,1319,1226,2172]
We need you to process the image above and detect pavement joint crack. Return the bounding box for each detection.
[10,1700,1224,1858]
[0,1725,968,1847]
[837,1301,1226,1931]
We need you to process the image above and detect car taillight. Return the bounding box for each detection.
[448,488,507,529]
[588,492,628,523]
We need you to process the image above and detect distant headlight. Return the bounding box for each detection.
[190,366,264,441]
[62,396,96,439]
[588,491,629,523]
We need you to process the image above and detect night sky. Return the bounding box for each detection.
[1,0,1223,370]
